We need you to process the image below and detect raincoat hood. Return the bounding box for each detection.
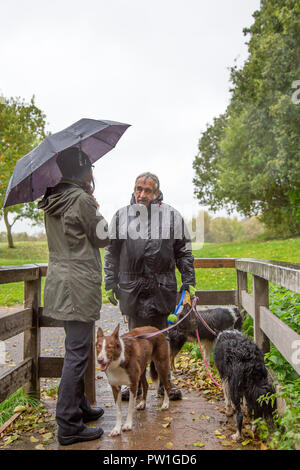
[38,183,84,217]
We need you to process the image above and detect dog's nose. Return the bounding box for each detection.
[97,354,104,363]
[97,356,109,372]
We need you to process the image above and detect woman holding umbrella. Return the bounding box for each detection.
[38,146,109,445]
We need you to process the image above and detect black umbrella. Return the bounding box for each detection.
[3,118,130,208]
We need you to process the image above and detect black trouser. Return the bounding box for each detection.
[56,320,94,435]
[128,315,168,332]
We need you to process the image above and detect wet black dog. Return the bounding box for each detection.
[214,330,275,441]
[168,305,242,368]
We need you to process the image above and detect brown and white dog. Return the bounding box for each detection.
[96,324,170,437]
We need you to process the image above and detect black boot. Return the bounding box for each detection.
[58,425,104,446]
[82,407,104,423]
[121,384,142,401]
[157,382,182,401]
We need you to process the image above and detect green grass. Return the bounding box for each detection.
[0,387,40,427]
[191,237,300,292]
[0,238,300,306]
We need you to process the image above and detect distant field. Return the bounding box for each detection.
[0,237,299,306]
[192,237,300,292]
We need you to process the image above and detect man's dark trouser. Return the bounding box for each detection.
[56,320,94,436]
[128,315,168,332]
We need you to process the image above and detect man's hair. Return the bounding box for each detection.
[134,172,160,193]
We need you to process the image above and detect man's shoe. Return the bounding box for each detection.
[169,386,182,401]
[121,385,142,401]
[157,382,182,401]
[82,407,104,423]
[58,425,104,446]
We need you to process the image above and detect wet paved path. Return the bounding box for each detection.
[0,305,254,451]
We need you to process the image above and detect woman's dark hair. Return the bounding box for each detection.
[56,147,95,194]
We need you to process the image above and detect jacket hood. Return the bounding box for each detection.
[38,183,84,216]
[130,190,164,206]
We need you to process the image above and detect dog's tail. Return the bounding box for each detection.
[233,307,243,331]
[228,366,243,406]
[150,361,158,381]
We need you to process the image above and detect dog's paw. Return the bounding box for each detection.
[161,401,169,410]
[109,427,122,437]
[136,400,146,410]
[231,431,242,442]
[122,422,133,432]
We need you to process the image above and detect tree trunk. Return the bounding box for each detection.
[3,208,15,248]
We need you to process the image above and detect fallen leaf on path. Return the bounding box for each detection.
[162,422,170,428]
[220,440,235,447]
[241,439,251,446]
[38,428,47,434]
[192,442,205,448]
[13,406,27,413]
[200,414,210,420]
[165,442,173,449]
[260,442,268,450]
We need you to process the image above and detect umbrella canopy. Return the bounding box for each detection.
[3,118,130,208]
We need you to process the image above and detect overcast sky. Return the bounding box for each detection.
[0,0,261,233]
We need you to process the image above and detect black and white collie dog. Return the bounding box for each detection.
[168,305,242,368]
[214,330,275,441]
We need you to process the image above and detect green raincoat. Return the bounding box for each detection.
[38,182,109,322]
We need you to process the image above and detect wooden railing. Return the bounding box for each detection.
[235,259,300,375]
[0,263,95,404]
[0,257,299,405]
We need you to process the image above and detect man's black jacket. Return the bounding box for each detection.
[104,192,195,319]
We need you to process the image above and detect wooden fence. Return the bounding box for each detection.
[0,258,299,406]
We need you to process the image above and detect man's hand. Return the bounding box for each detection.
[106,288,119,306]
[180,285,197,297]
[188,285,197,297]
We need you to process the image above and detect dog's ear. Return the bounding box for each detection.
[97,327,104,341]
[112,323,120,338]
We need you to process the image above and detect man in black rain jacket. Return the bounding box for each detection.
[104,172,196,399]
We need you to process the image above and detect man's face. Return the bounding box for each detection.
[134,177,159,207]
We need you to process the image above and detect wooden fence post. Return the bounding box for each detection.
[253,275,270,354]
[23,277,41,399]
[84,327,96,405]
[236,269,248,311]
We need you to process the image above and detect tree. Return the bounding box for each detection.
[193,0,300,236]
[0,94,47,247]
